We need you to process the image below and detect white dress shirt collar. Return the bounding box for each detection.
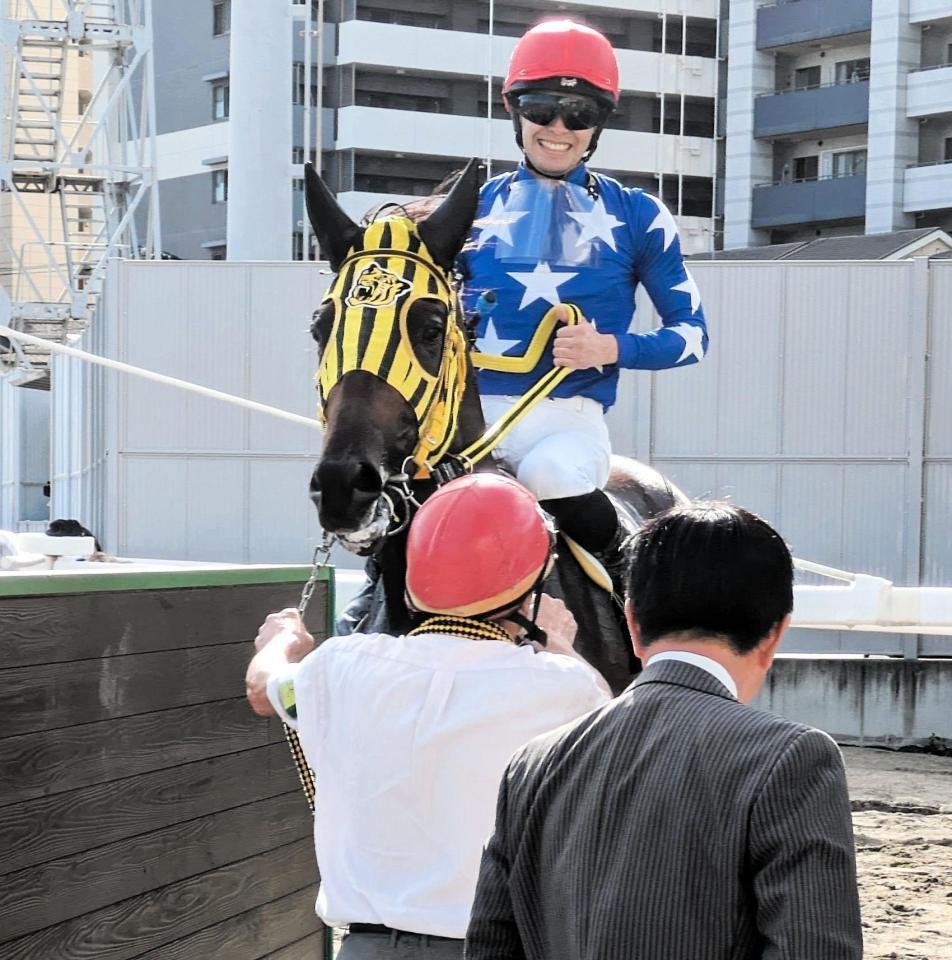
[646,650,738,699]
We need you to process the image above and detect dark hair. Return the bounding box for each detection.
[626,501,793,654]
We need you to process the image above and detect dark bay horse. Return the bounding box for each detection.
[304,159,686,693]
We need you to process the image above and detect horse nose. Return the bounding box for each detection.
[311,459,384,530]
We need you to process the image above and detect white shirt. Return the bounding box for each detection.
[268,631,609,938]
[646,650,738,699]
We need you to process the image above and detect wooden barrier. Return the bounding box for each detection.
[0,566,333,960]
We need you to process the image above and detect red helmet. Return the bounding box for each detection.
[503,20,620,105]
[405,474,554,618]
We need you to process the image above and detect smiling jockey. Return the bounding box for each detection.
[459,19,708,589]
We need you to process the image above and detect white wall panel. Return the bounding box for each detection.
[0,380,19,528]
[841,263,910,456]
[53,260,332,563]
[246,264,325,457]
[923,464,952,586]
[121,458,188,558]
[926,261,952,457]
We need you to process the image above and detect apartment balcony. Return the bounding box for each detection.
[755,80,869,139]
[336,20,717,99]
[904,162,952,213]
[757,0,872,51]
[909,0,952,24]
[335,107,716,179]
[751,173,866,228]
[907,64,952,119]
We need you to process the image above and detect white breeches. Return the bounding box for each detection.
[480,394,612,501]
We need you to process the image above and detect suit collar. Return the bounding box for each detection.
[631,657,738,702]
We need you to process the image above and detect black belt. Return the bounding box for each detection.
[348,923,463,942]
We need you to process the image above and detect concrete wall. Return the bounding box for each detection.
[753,657,952,748]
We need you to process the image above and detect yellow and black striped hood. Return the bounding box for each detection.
[317,217,469,477]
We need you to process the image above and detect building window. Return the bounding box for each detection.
[293,62,321,106]
[945,138,952,163]
[209,245,226,261]
[211,81,229,120]
[213,0,230,36]
[793,66,821,90]
[835,58,870,84]
[793,156,819,181]
[833,149,867,178]
[212,168,228,203]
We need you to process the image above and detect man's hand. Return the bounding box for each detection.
[254,608,315,661]
[531,595,578,656]
[532,594,611,696]
[552,306,618,370]
[246,608,316,716]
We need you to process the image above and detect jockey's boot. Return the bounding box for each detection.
[593,513,639,604]
[540,490,637,603]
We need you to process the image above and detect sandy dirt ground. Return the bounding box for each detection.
[844,746,952,960]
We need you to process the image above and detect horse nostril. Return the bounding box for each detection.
[352,462,382,496]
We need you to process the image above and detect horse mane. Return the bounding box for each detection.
[360,170,464,226]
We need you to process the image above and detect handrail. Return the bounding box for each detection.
[909,61,952,74]
[753,171,866,189]
[756,77,869,98]
[907,158,952,169]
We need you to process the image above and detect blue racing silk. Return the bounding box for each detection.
[458,162,708,411]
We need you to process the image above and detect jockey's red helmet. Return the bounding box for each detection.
[502,20,620,106]
[405,474,554,618]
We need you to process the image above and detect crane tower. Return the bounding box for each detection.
[0,0,159,389]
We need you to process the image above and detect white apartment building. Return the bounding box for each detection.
[725,0,952,248]
[153,0,723,261]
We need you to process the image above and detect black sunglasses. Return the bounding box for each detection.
[512,92,609,131]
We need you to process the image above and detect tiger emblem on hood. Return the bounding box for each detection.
[345,263,412,308]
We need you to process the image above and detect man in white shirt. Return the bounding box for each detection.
[245,474,609,958]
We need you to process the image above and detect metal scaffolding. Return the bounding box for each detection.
[0,0,159,389]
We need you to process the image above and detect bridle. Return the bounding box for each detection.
[317,216,470,485]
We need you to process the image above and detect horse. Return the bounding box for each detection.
[303,159,687,694]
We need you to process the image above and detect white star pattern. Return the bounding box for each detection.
[645,193,679,252]
[474,196,529,249]
[506,262,577,310]
[566,198,625,251]
[670,270,702,314]
[476,318,523,356]
[667,322,706,364]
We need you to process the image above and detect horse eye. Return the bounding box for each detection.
[421,317,444,342]
[311,304,332,349]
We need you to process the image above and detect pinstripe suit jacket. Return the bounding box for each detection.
[465,658,862,960]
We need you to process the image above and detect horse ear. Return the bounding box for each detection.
[304,162,360,271]
[418,158,481,271]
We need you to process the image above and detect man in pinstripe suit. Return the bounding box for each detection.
[466,502,863,960]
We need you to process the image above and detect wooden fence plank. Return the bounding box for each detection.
[1,839,316,960]
[0,743,299,874]
[2,582,329,669]
[0,701,285,807]
[0,643,252,736]
[0,792,312,941]
[260,933,324,960]
[129,887,321,960]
